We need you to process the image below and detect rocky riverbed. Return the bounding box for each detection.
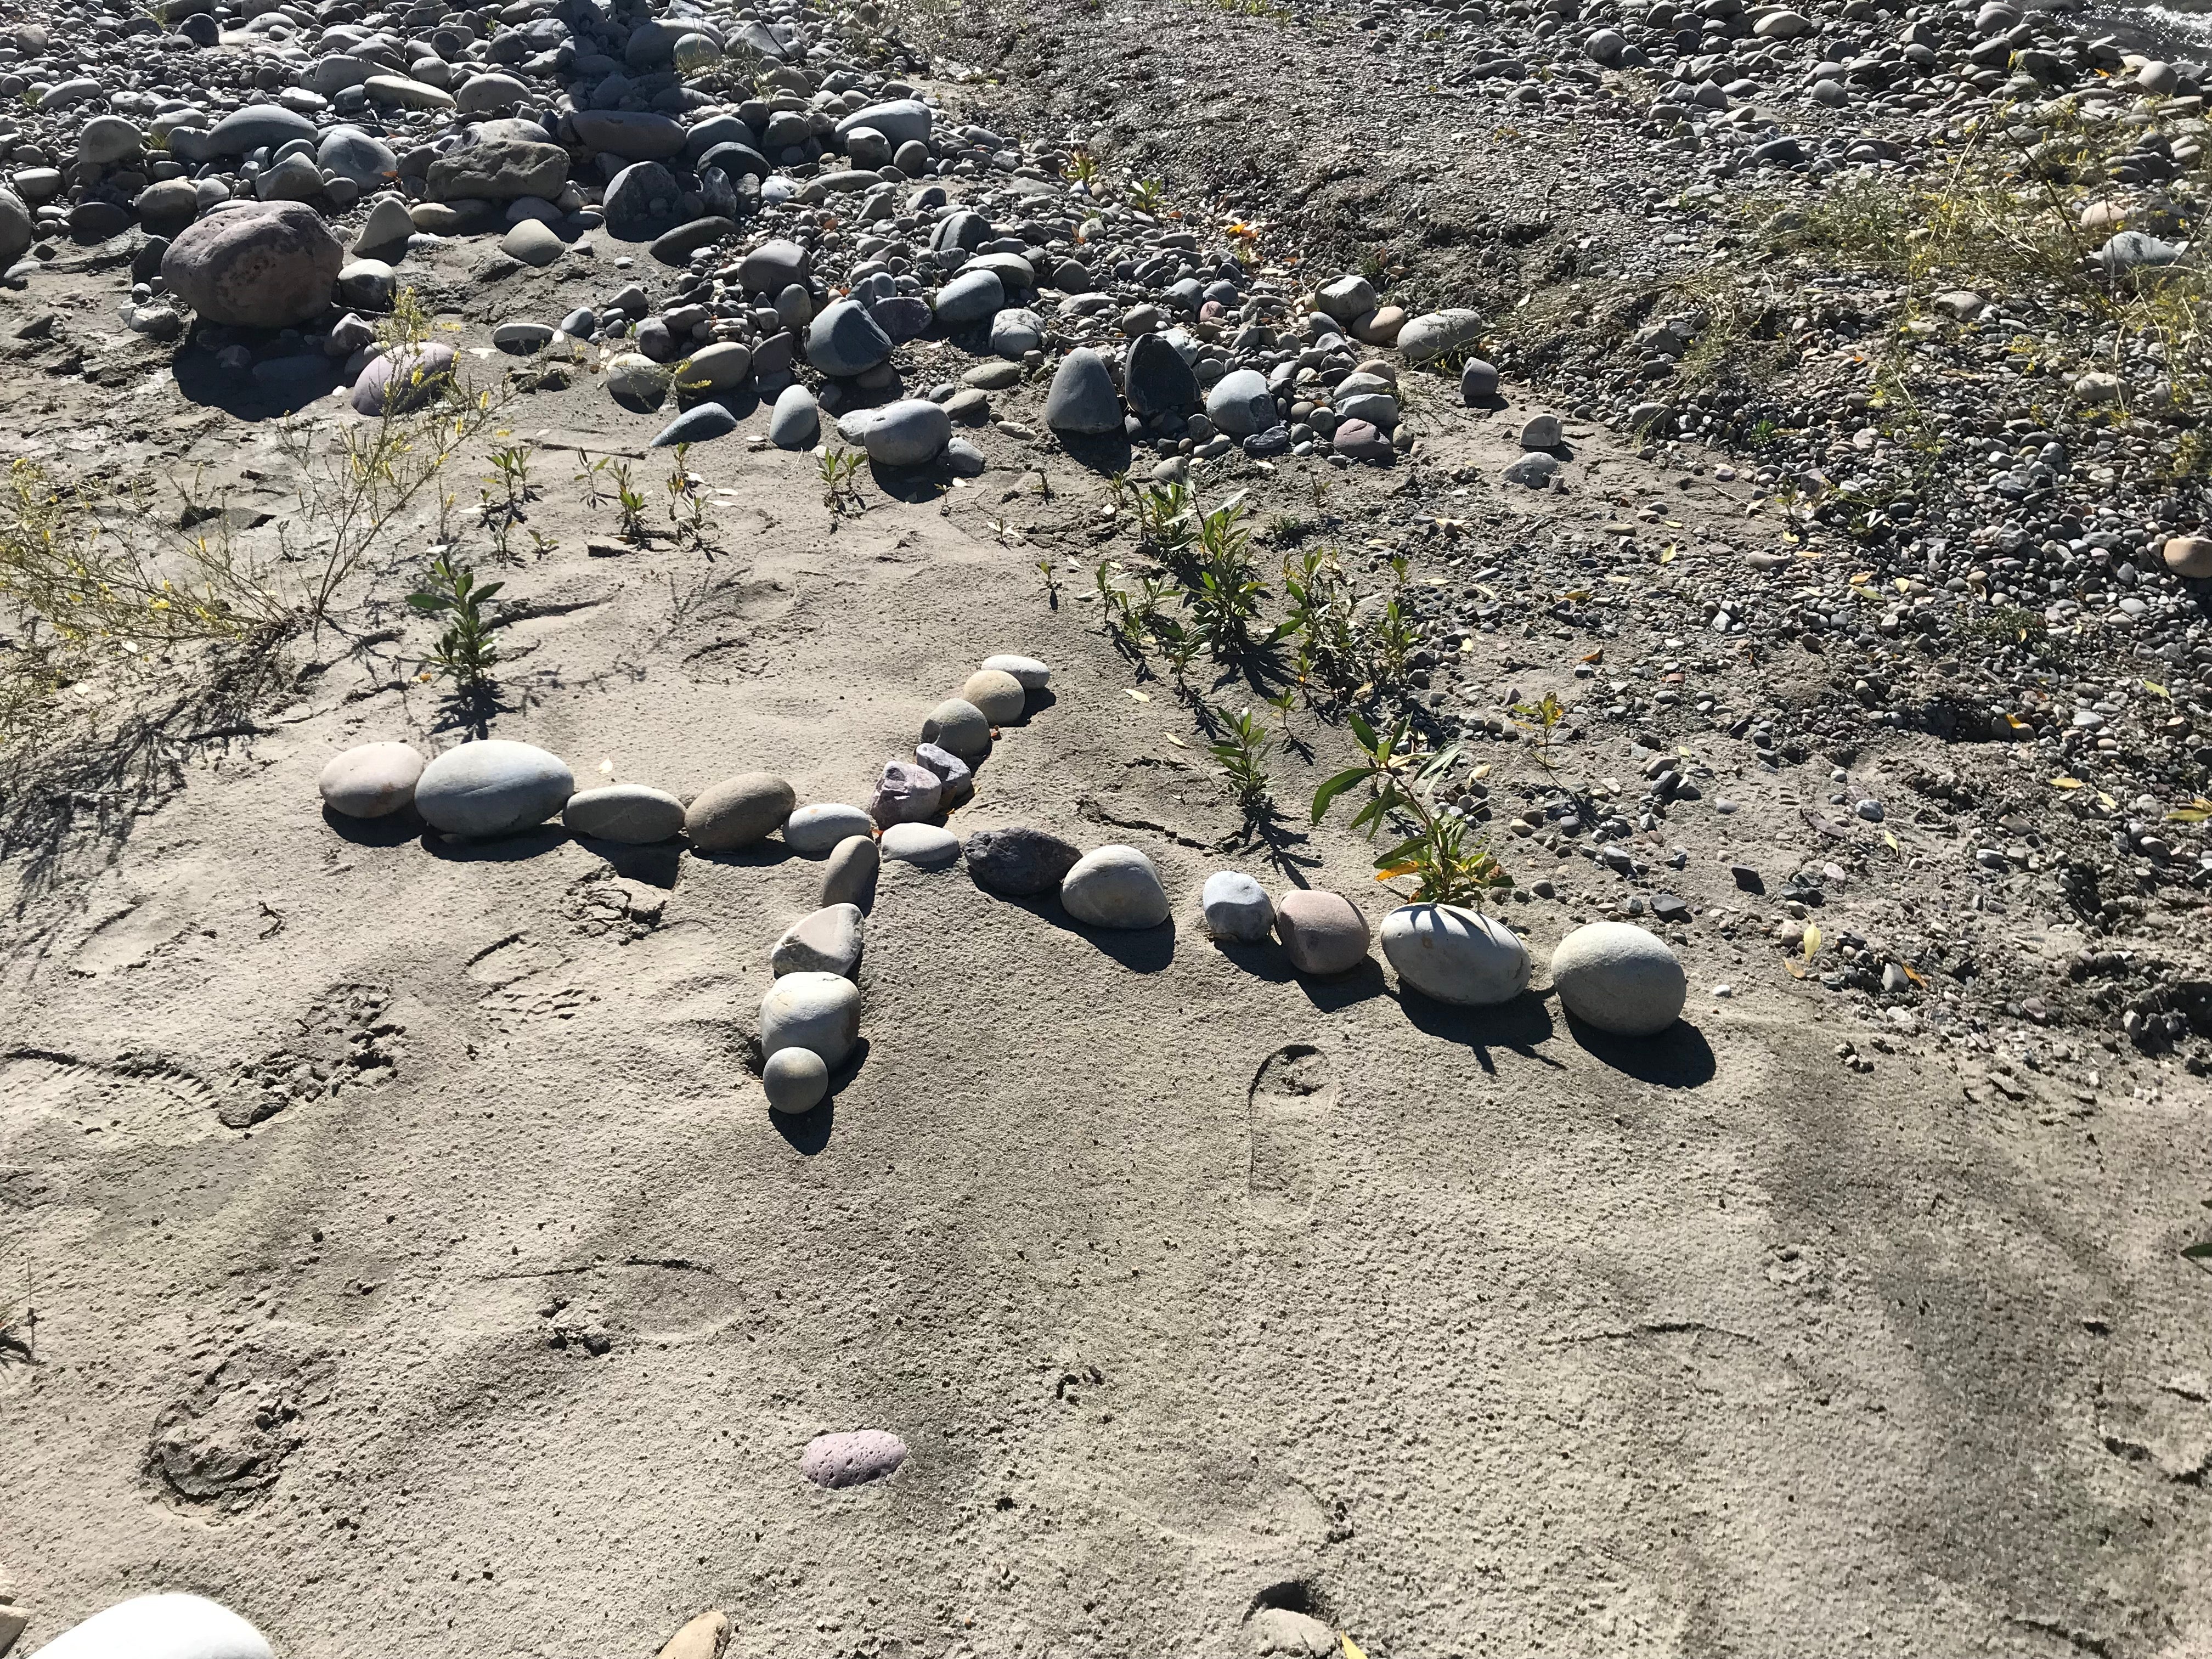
[0,0,2209,1650]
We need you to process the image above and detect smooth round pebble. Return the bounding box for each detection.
[1201,871,1275,942]
[1062,844,1170,929]
[921,696,991,759]
[34,1594,274,1659]
[317,741,422,819]
[686,772,795,851]
[880,822,961,867]
[758,970,860,1068]
[980,653,1050,690]
[821,834,881,908]
[1380,904,1529,1005]
[562,783,686,843]
[799,1427,908,1488]
[763,1046,828,1113]
[960,667,1026,724]
[414,740,572,837]
[1274,887,1370,975]
[786,802,875,855]
[1550,922,1686,1036]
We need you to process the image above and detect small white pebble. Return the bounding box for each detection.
[1711,984,1734,998]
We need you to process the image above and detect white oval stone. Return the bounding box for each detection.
[879,822,960,867]
[770,904,864,978]
[1379,904,1530,1005]
[785,802,875,855]
[1550,921,1686,1036]
[562,783,685,843]
[799,1427,908,1487]
[980,653,1050,690]
[317,740,422,818]
[1200,870,1274,942]
[33,1594,274,1659]
[1062,844,1170,929]
[759,970,860,1068]
[414,740,573,837]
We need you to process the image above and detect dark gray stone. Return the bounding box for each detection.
[966,826,1082,896]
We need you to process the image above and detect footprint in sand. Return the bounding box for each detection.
[1246,1045,1338,1225]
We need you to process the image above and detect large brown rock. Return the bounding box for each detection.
[161,201,342,328]
[426,135,567,204]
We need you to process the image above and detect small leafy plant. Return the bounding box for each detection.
[409,555,502,692]
[1510,690,1567,771]
[1312,714,1512,907]
[611,461,650,543]
[1207,703,1274,814]
[819,448,866,516]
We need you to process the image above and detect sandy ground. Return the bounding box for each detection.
[4,231,2212,1659]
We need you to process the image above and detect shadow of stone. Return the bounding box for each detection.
[571,837,685,887]
[172,345,343,419]
[1559,1009,1717,1087]
[321,803,425,846]
[1054,428,1135,474]
[1396,988,1561,1075]
[421,823,571,862]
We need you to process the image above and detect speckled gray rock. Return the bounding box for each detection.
[1274,887,1370,975]
[162,201,341,329]
[832,98,932,145]
[860,398,950,467]
[1200,871,1274,942]
[980,654,1050,690]
[1205,368,1277,437]
[1062,844,1170,929]
[606,353,673,411]
[880,822,961,867]
[349,342,455,416]
[771,904,864,978]
[786,803,875,855]
[317,741,423,819]
[799,1427,907,1487]
[965,826,1080,896]
[32,1593,274,1659]
[561,783,686,843]
[913,741,973,807]
[758,970,860,1068]
[1380,904,1529,1005]
[686,772,795,851]
[960,668,1025,724]
[869,760,941,827]
[763,1046,828,1114]
[1397,308,1484,365]
[1550,922,1686,1036]
[1247,1607,1336,1657]
[921,697,990,760]
[820,834,880,909]
[414,740,573,837]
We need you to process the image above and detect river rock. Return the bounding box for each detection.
[807,297,893,377]
[2163,535,2212,578]
[33,1594,274,1659]
[1397,308,1484,364]
[1550,922,1685,1036]
[349,342,455,416]
[1247,1608,1336,1658]
[1124,329,1200,416]
[759,970,860,1067]
[681,340,752,392]
[337,258,395,310]
[738,237,811,291]
[861,398,951,466]
[1459,357,1500,402]
[1062,844,1170,928]
[1205,368,1277,437]
[913,742,973,807]
[0,189,29,268]
[768,383,820,447]
[602,160,683,242]
[934,267,1004,326]
[1380,904,1529,1005]
[763,1046,829,1113]
[833,98,932,145]
[1274,887,1370,975]
[980,653,1049,690]
[414,740,573,837]
[562,783,685,843]
[653,1612,730,1659]
[786,802,875,854]
[202,103,317,156]
[1200,871,1274,942]
[922,698,990,760]
[1043,347,1122,433]
[870,760,941,826]
[428,136,566,203]
[686,772,795,850]
[821,833,880,907]
[162,201,341,328]
[965,826,1080,896]
[317,741,423,818]
[652,216,735,266]
[881,822,961,867]
[799,1427,908,1487]
[651,403,738,448]
[771,903,864,977]
[570,109,687,160]
[960,667,1026,724]
[606,352,673,410]
[353,193,415,254]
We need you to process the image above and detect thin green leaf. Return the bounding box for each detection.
[1310,768,1368,823]
[473,581,504,601]
[1346,709,1378,751]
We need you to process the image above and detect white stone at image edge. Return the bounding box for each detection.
[31,1594,274,1659]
